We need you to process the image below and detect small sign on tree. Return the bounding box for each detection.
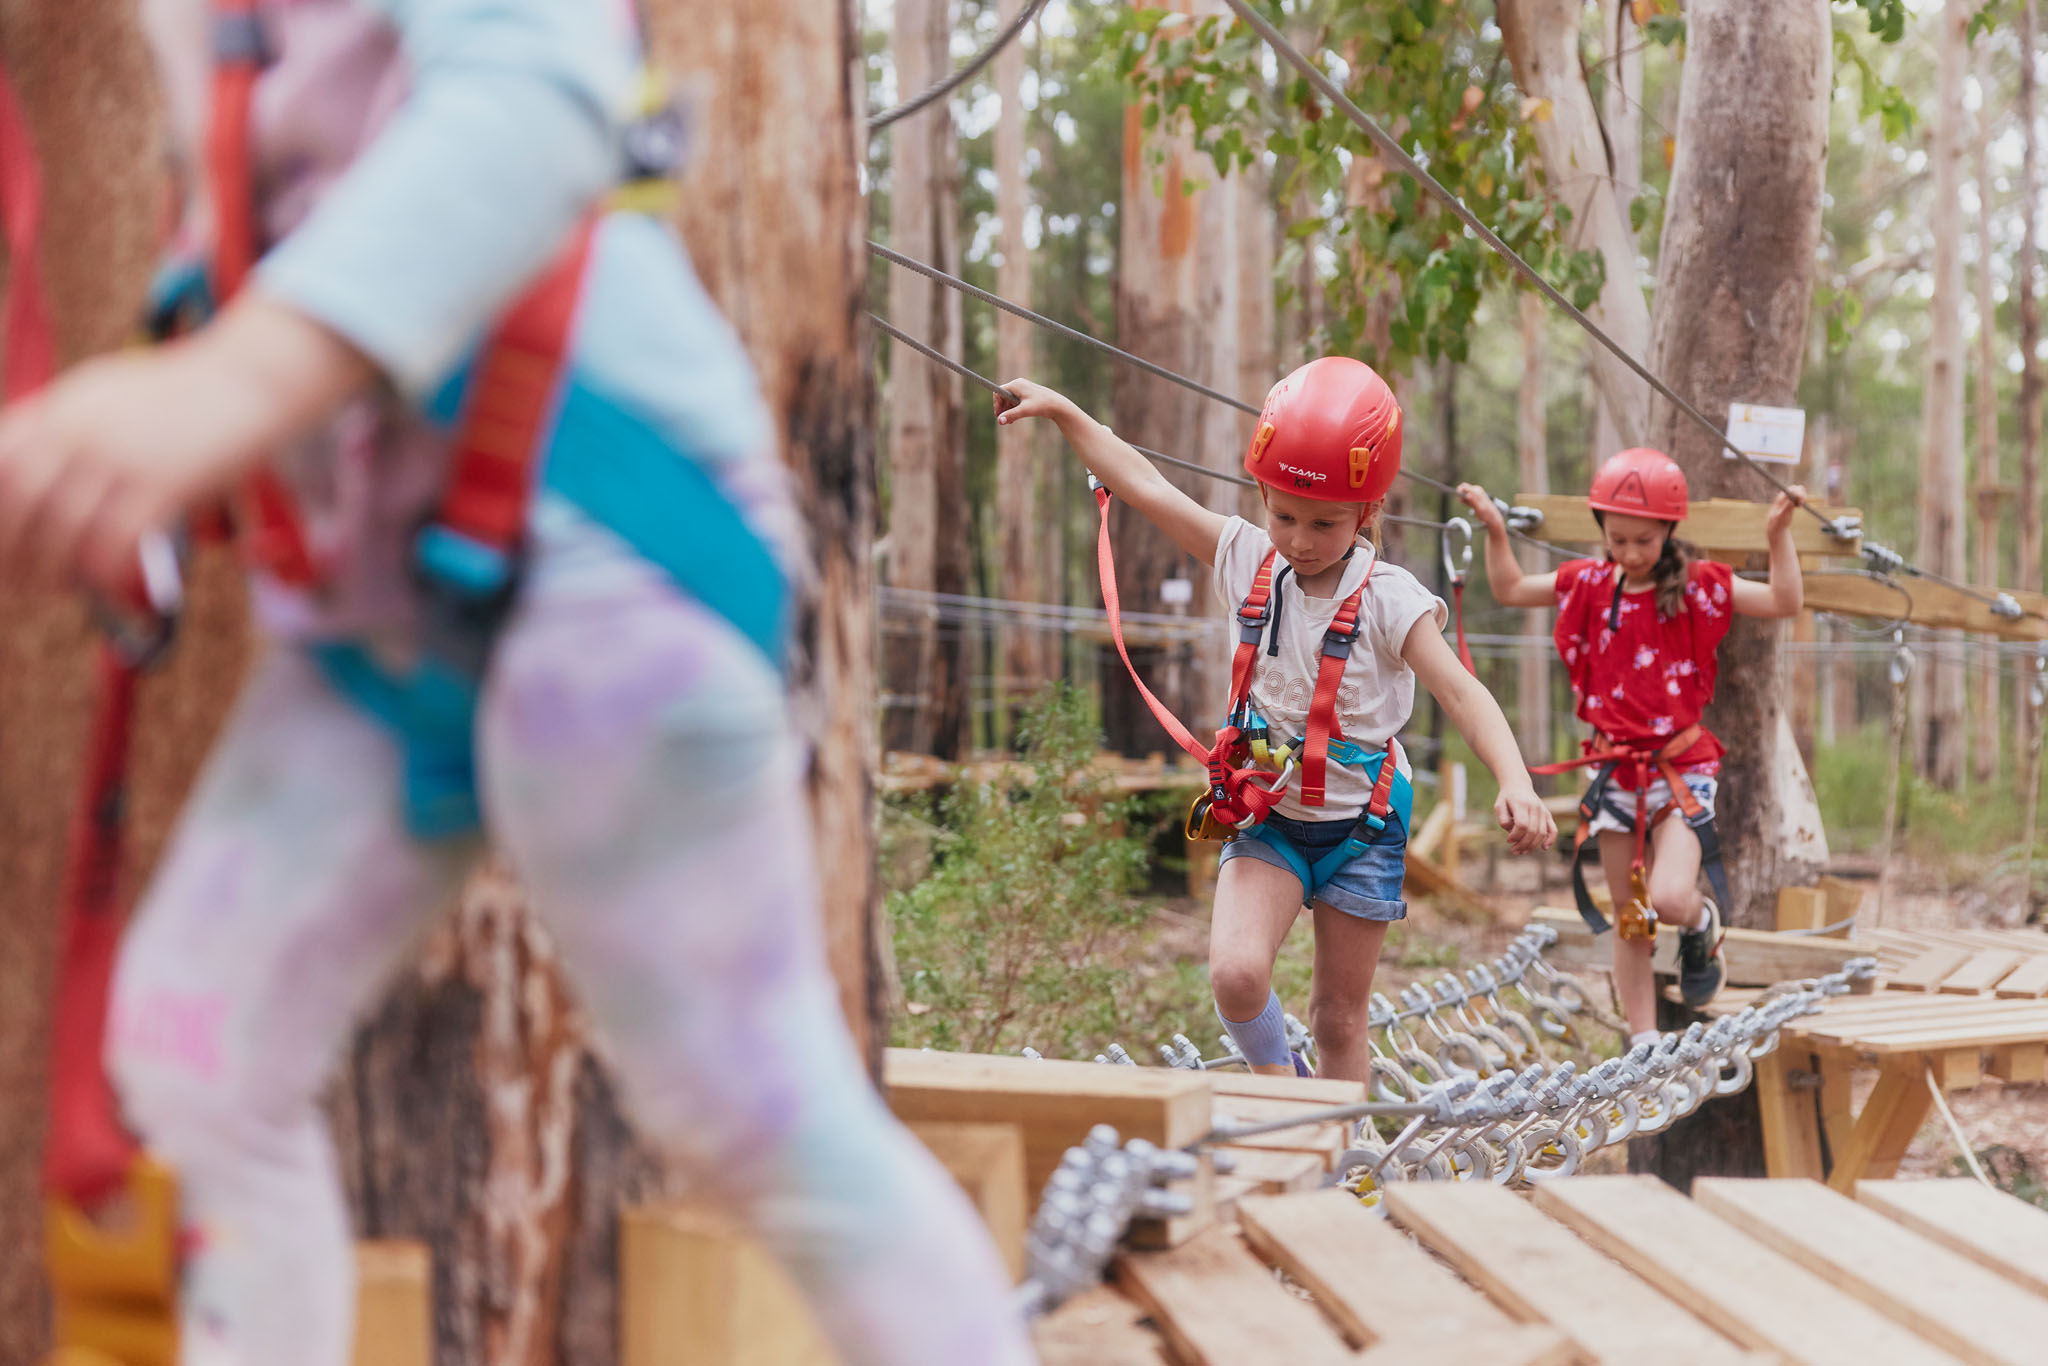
[1724,403,1808,464]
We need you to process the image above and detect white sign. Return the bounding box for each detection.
[1724,403,1807,464]
[1159,577,1194,606]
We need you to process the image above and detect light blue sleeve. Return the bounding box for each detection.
[255,0,636,397]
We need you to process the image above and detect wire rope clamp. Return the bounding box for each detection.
[1991,591,2024,622]
[1862,542,1907,577]
[1824,514,1862,543]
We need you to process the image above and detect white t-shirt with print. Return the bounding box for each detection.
[1209,516,1447,823]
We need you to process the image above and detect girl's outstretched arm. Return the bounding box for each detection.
[997,379,1227,566]
[1457,482,1555,607]
[1729,485,1806,619]
[1401,618,1558,855]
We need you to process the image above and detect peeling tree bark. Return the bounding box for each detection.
[1497,0,1651,447]
[1642,0,1831,926]
[883,0,969,759]
[1107,0,1248,752]
[1917,0,1970,792]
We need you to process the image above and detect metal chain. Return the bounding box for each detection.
[1025,925,1874,1206]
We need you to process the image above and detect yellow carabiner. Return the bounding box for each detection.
[45,1157,181,1366]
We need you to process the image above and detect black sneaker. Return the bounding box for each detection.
[1677,898,1725,1008]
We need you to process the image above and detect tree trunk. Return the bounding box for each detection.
[1106,0,1247,754]
[1643,0,1831,927]
[1974,82,2003,789]
[994,0,1043,741]
[1497,0,1652,446]
[1916,0,1970,792]
[2023,0,2045,775]
[0,3,198,1354]
[883,0,970,759]
[1516,290,1553,769]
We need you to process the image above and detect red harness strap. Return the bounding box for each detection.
[1531,724,1704,895]
[1299,563,1370,806]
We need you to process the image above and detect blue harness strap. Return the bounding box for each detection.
[312,373,790,840]
[1249,744,1414,901]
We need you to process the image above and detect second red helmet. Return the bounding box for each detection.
[1243,357,1403,503]
[1588,447,1689,522]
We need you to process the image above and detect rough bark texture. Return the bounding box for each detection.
[1916,0,1969,791]
[1643,0,1831,927]
[2022,0,2045,772]
[993,0,1046,734]
[1497,0,1651,446]
[882,0,969,758]
[0,2,189,1355]
[1974,84,2002,788]
[1105,0,1247,753]
[1516,290,1553,768]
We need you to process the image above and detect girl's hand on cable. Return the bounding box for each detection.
[1765,484,1807,540]
[993,378,1075,427]
[1494,783,1557,855]
[1456,482,1506,535]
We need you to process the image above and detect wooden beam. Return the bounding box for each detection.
[620,1206,833,1366]
[1235,1191,1537,1348]
[1385,1183,1757,1365]
[1801,572,2048,643]
[1031,1287,1170,1366]
[883,1049,1213,1197]
[1115,1226,1357,1366]
[1857,1179,2048,1301]
[353,1242,432,1366]
[1775,886,1827,934]
[1825,1063,1936,1190]
[1534,1177,1954,1366]
[1695,1177,2048,1365]
[1404,848,1498,921]
[1511,493,1863,557]
[1530,906,1862,986]
[1755,1047,1825,1181]
[909,1121,1028,1281]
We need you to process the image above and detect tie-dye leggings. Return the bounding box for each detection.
[103,517,1034,1366]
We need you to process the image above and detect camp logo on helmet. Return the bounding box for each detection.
[1277,461,1327,485]
[1610,470,1649,508]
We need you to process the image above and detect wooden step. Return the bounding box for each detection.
[1856,1179,2048,1302]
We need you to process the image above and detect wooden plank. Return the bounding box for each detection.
[1213,1096,1345,1164]
[1695,1178,2048,1366]
[884,1049,1213,1195]
[1236,1191,1530,1346]
[1815,1049,1857,1177]
[1937,951,2024,995]
[1532,906,1861,986]
[1535,1177,1956,1366]
[1857,1179,2048,1301]
[1811,1016,2048,1054]
[1993,955,2048,998]
[1214,1146,1325,1193]
[1386,1183,1757,1365]
[1411,799,1455,861]
[1934,1047,1983,1091]
[1825,1063,1935,1189]
[353,1241,432,1366]
[909,1121,1028,1281]
[1114,1225,1356,1366]
[621,1206,834,1366]
[1513,493,1863,558]
[1987,1041,2046,1083]
[1776,886,1828,934]
[1817,875,1867,936]
[1801,572,2048,643]
[1031,1286,1170,1366]
[1355,1326,1583,1366]
[1888,946,1976,992]
[1206,1072,1366,1106]
[1755,1047,1825,1180]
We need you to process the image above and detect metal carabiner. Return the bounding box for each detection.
[89,530,184,669]
[1440,515,1473,588]
[1888,627,1915,689]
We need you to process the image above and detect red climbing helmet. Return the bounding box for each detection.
[1588,447,1689,522]
[1243,357,1403,503]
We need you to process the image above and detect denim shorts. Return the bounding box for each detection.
[1219,811,1408,921]
[1583,772,1718,837]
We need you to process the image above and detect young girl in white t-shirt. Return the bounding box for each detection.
[998,358,1554,1082]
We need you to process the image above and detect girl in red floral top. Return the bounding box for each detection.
[1458,450,1804,1040]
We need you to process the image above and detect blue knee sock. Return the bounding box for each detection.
[1218,991,1291,1067]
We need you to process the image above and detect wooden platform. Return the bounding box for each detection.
[1857,927,2048,997]
[1039,1177,2048,1366]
